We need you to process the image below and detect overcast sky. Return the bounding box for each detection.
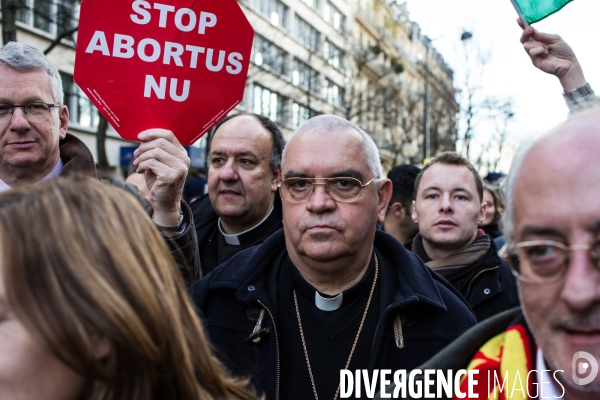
[403,0,600,171]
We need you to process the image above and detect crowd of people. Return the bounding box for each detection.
[0,20,599,400]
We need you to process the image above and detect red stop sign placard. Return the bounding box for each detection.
[74,0,254,145]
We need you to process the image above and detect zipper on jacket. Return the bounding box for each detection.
[257,300,280,400]
[464,265,499,299]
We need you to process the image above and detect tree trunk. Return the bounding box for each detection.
[96,114,109,168]
[1,0,18,45]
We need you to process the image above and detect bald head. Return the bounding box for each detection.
[503,109,600,240]
[282,115,382,179]
[503,109,600,396]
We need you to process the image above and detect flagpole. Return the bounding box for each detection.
[509,0,530,28]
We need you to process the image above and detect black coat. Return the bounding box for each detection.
[372,307,529,400]
[410,235,520,322]
[190,229,477,399]
[191,193,283,276]
[458,240,520,322]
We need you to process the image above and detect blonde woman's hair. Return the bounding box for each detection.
[0,176,257,400]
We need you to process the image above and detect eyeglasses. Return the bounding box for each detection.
[278,177,377,203]
[499,240,600,285]
[0,103,60,123]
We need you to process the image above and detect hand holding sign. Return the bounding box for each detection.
[133,129,189,226]
[74,0,254,145]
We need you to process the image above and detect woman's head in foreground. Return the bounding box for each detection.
[0,177,255,400]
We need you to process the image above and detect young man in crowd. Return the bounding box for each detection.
[377,107,600,400]
[411,152,519,321]
[382,164,421,245]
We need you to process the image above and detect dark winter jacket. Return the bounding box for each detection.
[460,240,520,322]
[59,133,201,284]
[190,229,477,399]
[191,193,283,276]
[411,235,520,322]
[372,307,529,399]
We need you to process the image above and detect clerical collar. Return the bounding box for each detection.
[218,205,275,246]
[0,158,64,194]
[287,253,377,312]
[315,292,343,311]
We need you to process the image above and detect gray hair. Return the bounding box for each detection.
[0,42,64,104]
[282,115,382,179]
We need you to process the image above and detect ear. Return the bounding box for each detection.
[270,166,282,192]
[376,179,393,224]
[478,201,487,226]
[411,200,418,223]
[58,105,69,140]
[390,202,406,219]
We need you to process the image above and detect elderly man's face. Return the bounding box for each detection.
[281,128,390,266]
[207,116,279,232]
[0,67,68,181]
[514,130,600,393]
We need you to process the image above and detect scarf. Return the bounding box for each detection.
[413,232,491,287]
[455,321,535,400]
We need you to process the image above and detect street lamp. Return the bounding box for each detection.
[422,30,472,162]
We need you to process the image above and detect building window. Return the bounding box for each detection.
[253,35,287,76]
[300,0,319,10]
[323,41,345,71]
[256,0,288,28]
[324,1,345,33]
[295,17,320,52]
[16,0,77,39]
[61,74,100,129]
[292,58,320,93]
[291,102,311,129]
[323,78,344,107]
[253,85,286,124]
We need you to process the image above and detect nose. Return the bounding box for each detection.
[439,193,453,214]
[7,107,31,132]
[219,158,239,181]
[560,248,600,312]
[306,183,336,214]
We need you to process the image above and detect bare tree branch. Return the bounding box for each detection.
[43,25,78,55]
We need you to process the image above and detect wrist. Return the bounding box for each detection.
[559,63,586,93]
[563,82,594,103]
[152,207,182,227]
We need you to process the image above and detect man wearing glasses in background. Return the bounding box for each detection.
[0,42,199,284]
[377,108,600,400]
[191,115,476,400]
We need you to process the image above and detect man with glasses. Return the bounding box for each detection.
[191,115,476,399]
[375,109,600,399]
[0,42,199,284]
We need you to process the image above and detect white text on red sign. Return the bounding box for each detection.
[84,1,244,102]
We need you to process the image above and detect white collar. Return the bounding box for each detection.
[218,205,275,245]
[315,291,343,311]
[536,348,564,399]
[0,158,64,194]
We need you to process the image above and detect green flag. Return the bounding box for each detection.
[512,0,574,24]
